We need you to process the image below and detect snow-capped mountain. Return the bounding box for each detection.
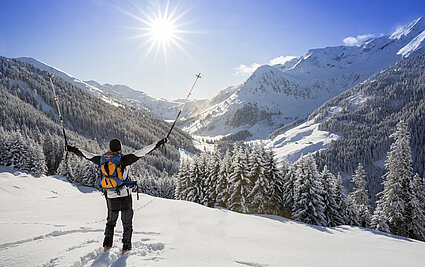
[17,57,206,120]
[183,17,425,139]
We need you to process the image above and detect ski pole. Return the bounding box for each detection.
[166,73,201,139]
[48,73,69,152]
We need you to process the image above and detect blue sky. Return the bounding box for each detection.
[1,0,424,99]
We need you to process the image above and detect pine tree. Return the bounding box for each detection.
[186,156,204,204]
[333,173,348,226]
[406,173,425,241]
[349,163,371,228]
[216,151,231,207]
[346,196,360,226]
[247,145,269,214]
[281,162,296,214]
[321,166,342,227]
[264,148,282,214]
[205,151,221,207]
[228,146,251,213]
[372,120,415,236]
[293,155,327,226]
[81,161,99,187]
[175,159,190,200]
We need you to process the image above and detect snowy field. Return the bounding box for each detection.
[1,167,425,267]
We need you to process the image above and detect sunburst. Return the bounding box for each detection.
[120,1,191,62]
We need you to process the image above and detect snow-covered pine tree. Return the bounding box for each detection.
[186,155,205,204]
[333,172,348,226]
[56,154,75,181]
[348,163,371,228]
[27,138,46,176]
[293,155,327,226]
[81,161,99,187]
[346,196,360,226]
[205,150,221,207]
[372,120,415,237]
[6,130,30,171]
[406,173,425,241]
[321,166,342,227]
[175,159,190,200]
[281,161,296,214]
[215,151,232,207]
[228,146,251,213]
[247,145,269,213]
[264,148,283,214]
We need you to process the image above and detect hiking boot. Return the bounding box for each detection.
[122,243,132,252]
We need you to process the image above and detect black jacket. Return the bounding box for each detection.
[67,139,164,169]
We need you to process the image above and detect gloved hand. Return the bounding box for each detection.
[66,145,76,152]
[158,138,168,146]
[155,138,168,149]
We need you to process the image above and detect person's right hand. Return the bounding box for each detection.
[66,145,76,152]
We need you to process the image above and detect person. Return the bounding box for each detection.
[67,137,167,253]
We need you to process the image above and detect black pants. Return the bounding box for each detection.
[103,195,133,250]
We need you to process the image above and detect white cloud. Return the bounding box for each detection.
[343,34,376,46]
[268,56,297,65]
[234,63,261,75]
[234,55,297,76]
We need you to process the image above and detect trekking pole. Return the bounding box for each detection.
[48,73,69,154]
[166,73,201,139]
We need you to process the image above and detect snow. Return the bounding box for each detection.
[265,109,342,164]
[398,29,425,57]
[1,167,425,266]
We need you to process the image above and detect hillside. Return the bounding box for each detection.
[17,57,207,122]
[183,17,425,139]
[1,168,424,266]
[0,57,197,184]
[307,52,425,203]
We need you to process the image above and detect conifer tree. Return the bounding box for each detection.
[333,173,348,226]
[321,166,342,226]
[186,156,205,204]
[205,151,221,207]
[228,146,251,213]
[293,155,327,226]
[81,161,99,186]
[372,120,415,236]
[349,163,371,228]
[406,173,425,241]
[281,162,296,214]
[216,151,232,207]
[264,148,282,214]
[247,145,269,213]
[346,196,360,226]
[175,159,190,200]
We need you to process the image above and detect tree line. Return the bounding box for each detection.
[176,120,425,241]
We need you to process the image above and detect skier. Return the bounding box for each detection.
[67,137,167,253]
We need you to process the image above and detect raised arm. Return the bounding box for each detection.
[121,138,167,167]
[67,145,101,165]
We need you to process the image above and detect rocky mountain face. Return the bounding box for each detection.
[182,17,425,140]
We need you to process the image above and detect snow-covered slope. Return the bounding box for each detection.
[184,17,425,139]
[1,168,425,267]
[16,57,206,120]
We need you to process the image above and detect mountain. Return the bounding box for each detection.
[1,167,425,266]
[0,56,197,181]
[183,17,425,140]
[17,57,208,121]
[262,51,425,205]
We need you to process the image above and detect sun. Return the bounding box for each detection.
[148,16,177,45]
[119,1,190,62]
